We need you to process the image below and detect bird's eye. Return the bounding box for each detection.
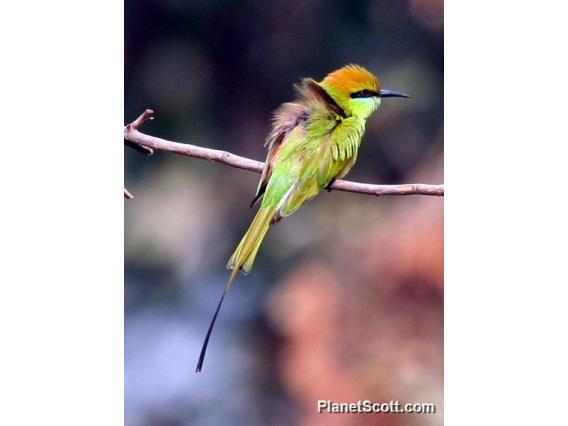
[350,89,376,98]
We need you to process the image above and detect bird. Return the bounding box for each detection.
[196,64,409,372]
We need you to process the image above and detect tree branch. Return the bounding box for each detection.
[124,109,444,197]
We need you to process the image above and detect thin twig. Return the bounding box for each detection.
[124,109,444,197]
[125,140,153,156]
[124,188,134,199]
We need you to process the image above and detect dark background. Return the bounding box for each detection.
[125,1,443,425]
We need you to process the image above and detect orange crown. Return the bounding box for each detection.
[320,64,380,96]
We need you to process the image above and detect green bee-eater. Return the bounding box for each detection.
[196,64,409,372]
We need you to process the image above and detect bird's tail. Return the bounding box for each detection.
[196,206,276,372]
[227,206,276,275]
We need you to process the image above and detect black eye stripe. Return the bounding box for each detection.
[350,89,379,98]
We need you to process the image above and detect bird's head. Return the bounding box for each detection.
[319,64,410,118]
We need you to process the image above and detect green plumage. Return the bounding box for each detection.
[196,65,398,372]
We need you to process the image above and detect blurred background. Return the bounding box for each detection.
[125,0,443,425]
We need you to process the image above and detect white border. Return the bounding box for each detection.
[0,1,123,424]
[446,1,568,424]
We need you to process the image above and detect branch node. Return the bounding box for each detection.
[125,110,155,155]
[131,109,155,130]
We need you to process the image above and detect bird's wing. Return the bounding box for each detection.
[251,78,346,207]
[250,102,308,207]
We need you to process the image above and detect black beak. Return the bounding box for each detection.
[379,89,411,98]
